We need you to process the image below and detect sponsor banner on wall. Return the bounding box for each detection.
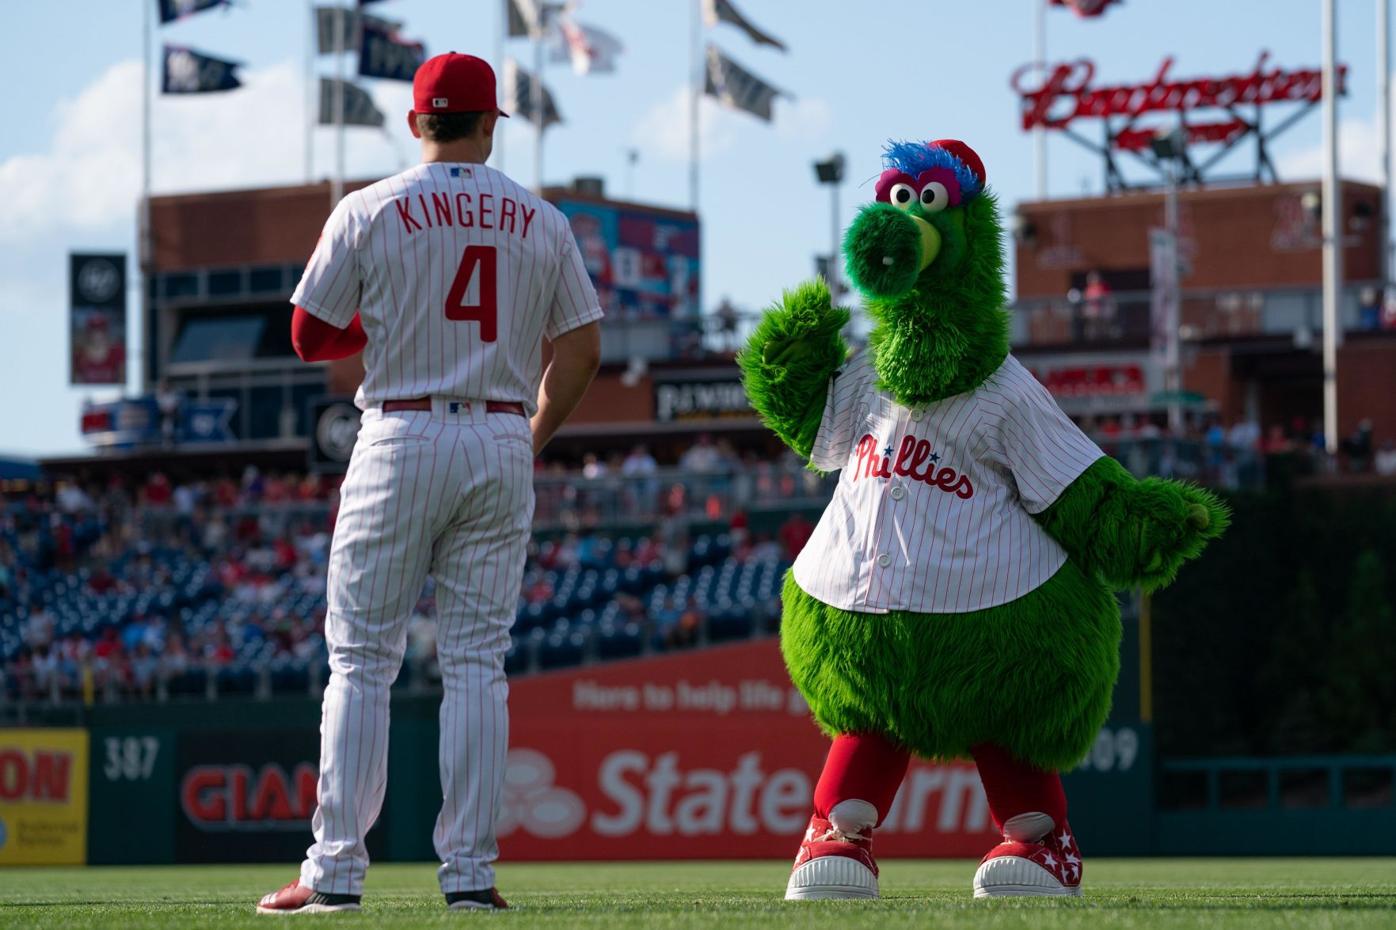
[70,253,127,385]
[0,729,89,865]
[555,198,700,320]
[653,378,754,423]
[175,729,385,863]
[502,640,999,859]
[80,396,236,448]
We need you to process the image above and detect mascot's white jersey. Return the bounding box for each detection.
[293,162,602,413]
[792,351,1104,614]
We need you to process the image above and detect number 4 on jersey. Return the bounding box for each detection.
[444,245,498,342]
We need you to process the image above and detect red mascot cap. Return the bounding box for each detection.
[932,139,986,190]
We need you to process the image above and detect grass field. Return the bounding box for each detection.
[2,859,1393,929]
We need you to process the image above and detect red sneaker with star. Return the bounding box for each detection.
[255,879,362,914]
[784,815,879,900]
[972,821,1083,898]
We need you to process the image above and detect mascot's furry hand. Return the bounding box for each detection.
[1038,456,1230,592]
[738,278,849,461]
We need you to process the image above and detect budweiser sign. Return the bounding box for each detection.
[1012,52,1346,140]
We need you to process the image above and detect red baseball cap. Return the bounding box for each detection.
[413,52,509,117]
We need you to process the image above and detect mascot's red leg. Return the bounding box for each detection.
[970,743,1082,898]
[785,733,909,901]
[814,732,910,824]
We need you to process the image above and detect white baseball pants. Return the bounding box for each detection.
[301,399,534,896]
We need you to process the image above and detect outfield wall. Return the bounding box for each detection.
[0,636,1165,866]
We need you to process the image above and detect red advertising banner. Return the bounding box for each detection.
[502,640,999,860]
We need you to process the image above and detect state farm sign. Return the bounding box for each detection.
[503,640,998,859]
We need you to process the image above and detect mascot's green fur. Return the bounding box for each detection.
[739,141,1228,771]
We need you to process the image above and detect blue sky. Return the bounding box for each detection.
[1,0,1392,455]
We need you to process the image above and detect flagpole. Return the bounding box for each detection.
[332,4,346,206]
[533,19,544,192]
[1379,0,1391,286]
[305,0,315,182]
[1321,0,1342,455]
[495,0,506,172]
[689,0,701,211]
[140,0,153,395]
[1033,0,1047,199]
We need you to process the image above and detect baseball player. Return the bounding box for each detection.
[257,53,603,914]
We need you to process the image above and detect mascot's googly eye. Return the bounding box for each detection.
[889,183,917,209]
[919,181,950,213]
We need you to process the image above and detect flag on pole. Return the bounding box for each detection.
[318,78,385,127]
[1048,0,1121,17]
[507,0,540,37]
[704,44,785,121]
[358,16,426,82]
[315,6,402,55]
[552,19,623,75]
[702,0,787,52]
[503,58,562,128]
[161,45,242,93]
[156,0,228,24]
[507,0,565,38]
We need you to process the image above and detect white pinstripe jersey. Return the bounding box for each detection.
[292,162,604,414]
[791,350,1104,614]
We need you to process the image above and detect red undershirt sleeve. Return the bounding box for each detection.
[292,306,367,362]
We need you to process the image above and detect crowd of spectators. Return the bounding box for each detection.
[533,436,831,529]
[1077,412,1396,489]
[2,467,338,702]
[1,456,817,704]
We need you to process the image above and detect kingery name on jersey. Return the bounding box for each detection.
[852,433,975,499]
[394,190,537,239]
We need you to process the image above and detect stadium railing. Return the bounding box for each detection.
[1155,754,1396,855]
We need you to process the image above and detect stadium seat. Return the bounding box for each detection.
[536,627,590,670]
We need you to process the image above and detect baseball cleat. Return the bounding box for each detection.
[973,822,1083,899]
[784,816,879,900]
[256,879,362,914]
[445,887,510,911]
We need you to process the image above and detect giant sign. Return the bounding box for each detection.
[175,729,387,863]
[502,640,1000,859]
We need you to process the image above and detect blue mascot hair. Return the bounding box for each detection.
[883,140,983,201]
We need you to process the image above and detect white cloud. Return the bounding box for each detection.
[629,85,830,161]
[1275,106,1390,184]
[0,58,419,454]
[0,58,426,246]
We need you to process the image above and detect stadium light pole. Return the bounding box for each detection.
[1150,127,1186,434]
[1322,0,1343,455]
[814,153,846,303]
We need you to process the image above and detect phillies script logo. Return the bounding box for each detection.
[181,763,318,832]
[853,434,974,500]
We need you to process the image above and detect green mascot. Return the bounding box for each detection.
[738,139,1227,900]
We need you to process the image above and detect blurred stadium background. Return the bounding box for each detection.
[2,0,1395,880]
